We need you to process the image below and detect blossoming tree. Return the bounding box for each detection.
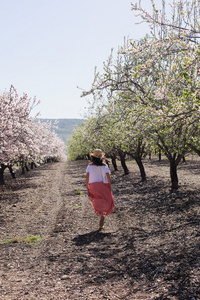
[80,0,200,189]
[0,86,66,185]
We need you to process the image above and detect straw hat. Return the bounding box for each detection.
[90,149,105,158]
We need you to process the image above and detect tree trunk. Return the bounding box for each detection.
[8,166,16,179]
[31,162,37,169]
[25,163,29,172]
[21,166,25,174]
[135,157,146,181]
[170,160,179,189]
[118,152,129,175]
[0,164,6,185]
[111,155,118,171]
[159,149,162,161]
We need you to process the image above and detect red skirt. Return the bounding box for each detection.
[87,182,114,216]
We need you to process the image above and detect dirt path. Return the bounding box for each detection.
[0,158,199,299]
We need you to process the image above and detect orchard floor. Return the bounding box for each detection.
[0,157,199,300]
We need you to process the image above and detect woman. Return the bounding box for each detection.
[86,149,114,230]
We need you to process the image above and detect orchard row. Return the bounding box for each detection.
[68,0,200,189]
[0,86,66,185]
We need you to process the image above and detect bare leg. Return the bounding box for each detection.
[99,215,105,229]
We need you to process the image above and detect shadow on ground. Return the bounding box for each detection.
[54,160,200,299]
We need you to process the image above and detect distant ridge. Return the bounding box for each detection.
[38,118,85,143]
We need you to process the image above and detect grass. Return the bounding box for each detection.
[72,205,82,209]
[0,235,44,245]
[74,189,85,195]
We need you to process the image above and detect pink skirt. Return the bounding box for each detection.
[87,182,114,216]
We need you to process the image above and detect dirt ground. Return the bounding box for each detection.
[0,156,199,300]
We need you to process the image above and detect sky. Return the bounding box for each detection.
[0,0,157,119]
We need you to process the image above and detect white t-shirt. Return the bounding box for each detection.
[86,165,110,184]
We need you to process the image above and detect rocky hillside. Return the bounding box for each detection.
[38,118,85,143]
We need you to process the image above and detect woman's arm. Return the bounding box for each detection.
[86,172,89,190]
[106,173,112,189]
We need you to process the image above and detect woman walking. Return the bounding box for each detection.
[86,149,114,230]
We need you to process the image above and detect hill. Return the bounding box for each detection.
[38,118,85,143]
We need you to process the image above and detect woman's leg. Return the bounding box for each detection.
[99,215,105,229]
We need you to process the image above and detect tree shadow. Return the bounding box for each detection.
[0,192,20,203]
[47,159,200,299]
[59,225,199,299]
[1,163,56,192]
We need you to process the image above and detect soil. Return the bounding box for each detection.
[0,157,199,300]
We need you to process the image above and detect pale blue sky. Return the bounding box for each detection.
[0,0,157,119]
